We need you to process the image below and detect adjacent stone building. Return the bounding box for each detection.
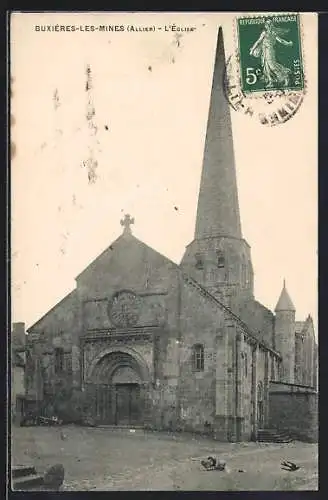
[23,28,318,441]
[11,323,26,422]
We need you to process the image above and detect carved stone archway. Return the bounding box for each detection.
[84,347,151,426]
[86,346,151,384]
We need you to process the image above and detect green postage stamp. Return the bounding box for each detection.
[237,14,304,93]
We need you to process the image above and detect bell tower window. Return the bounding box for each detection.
[195,253,204,270]
[217,251,225,268]
[192,344,204,371]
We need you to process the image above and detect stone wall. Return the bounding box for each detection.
[268,381,318,442]
[177,278,225,433]
[11,365,25,419]
[294,319,317,388]
[237,299,274,347]
[11,325,26,420]
[240,339,252,439]
[26,291,79,392]
[239,343,281,441]
[76,234,175,300]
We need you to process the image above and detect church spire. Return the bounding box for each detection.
[194,27,242,240]
[180,28,253,301]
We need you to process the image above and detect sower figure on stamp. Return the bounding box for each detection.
[249,19,293,88]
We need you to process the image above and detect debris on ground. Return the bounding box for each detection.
[83,417,97,427]
[281,460,300,472]
[20,414,63,427]
[201,456,226,471]
[43,463,65,490]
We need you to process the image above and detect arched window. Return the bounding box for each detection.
[54,347,64,374]
[195,253,204,269]
[64,352,72,374]
[217,251,225,268]
[192,344,204,371]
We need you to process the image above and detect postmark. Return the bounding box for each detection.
[224,13,306,126]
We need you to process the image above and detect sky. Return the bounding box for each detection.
[10,12,317,333]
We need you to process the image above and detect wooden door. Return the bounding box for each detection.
[129,385,141,425]
[115,384,141,425]
[95,385,113,424]
[115,384,131,425]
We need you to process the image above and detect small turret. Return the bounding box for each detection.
[274,280,296,383]
[275,279,296,312]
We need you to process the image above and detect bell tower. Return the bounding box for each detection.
[180,27,254,305]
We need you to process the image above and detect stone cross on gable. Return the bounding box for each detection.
[120,214,135,234]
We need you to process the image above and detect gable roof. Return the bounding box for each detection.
[295,315,317,344]
[28,233,176,333]
[27,290,76,333]
[75,232,177,282]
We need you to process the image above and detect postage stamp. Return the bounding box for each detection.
[224,13,306,127]
[237,14,304,93]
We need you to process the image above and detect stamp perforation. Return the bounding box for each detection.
[232,12,306,98]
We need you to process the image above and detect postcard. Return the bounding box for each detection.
[10,12,318,491]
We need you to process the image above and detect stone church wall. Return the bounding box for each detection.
[176,280,225,432]
[75,236,176,300]
[237,299,275,348]
[256,348,266,384]
[78,262,183,429]
[26,291,79,396]
[268,381,318,442]
[295,325,316,388]
[136,270,181,431]
[240,340,253,439]
[239,342,279,440]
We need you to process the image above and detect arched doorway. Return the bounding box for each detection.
[86,350,149,426]
[112,366,142,425]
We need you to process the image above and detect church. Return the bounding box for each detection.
[21,28,317,441]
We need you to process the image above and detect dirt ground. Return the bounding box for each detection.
[11,425,318,491]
